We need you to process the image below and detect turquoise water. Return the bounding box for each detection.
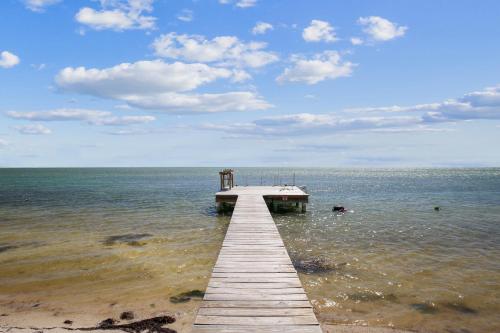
[0,168,499,332]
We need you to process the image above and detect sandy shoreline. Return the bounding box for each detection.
[0,307,416,333]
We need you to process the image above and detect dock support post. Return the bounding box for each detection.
[301,202,307,213]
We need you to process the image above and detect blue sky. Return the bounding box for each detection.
[1,0,499,167]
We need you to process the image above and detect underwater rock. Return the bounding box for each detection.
[86,316,176,333]
[411,301,438,314]
[348,292,398,302]
[0,245,17,253]
[293,257,345,274]
[169,290,205,303]
[103,234,152,246]
[443,301,477,314]
[120,311,135,320]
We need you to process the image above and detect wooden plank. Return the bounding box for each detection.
[197,307,313,316]
[204,294,309,301]
[192,325,321,333]
[195,315,318,325]
[200,300,313,308]
[208,282,302,289]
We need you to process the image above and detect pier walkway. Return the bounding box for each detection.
[192,187,321,333]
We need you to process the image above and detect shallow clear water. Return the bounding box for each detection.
[0,168,499,332]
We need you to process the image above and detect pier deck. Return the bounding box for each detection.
[192,187,320,333]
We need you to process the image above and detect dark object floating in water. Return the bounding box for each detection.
[32,303,41,308]
[293,257,345,274]
[170,290,205,304]
[0,313,8,317]
[0,245,17,253]
[82,316,176,333]
[63,320,73,325]
[434,206,440,211]
[411,302,438,314]
[103,234,153,246]
[333,206,347,213]
[443,301,478,314]
[120,312,135,320]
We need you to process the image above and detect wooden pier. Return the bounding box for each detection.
[192,186,320,333]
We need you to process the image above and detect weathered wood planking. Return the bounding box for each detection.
[192,193,321,333]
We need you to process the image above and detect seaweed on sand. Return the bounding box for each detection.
[81,316,176,333]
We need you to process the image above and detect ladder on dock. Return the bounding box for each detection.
[192,194,321,333]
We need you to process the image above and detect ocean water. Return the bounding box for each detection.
[0,168,499,333]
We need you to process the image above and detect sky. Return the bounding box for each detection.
[1,0,500,167]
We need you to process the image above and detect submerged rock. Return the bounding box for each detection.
[0,245,17,253]
[293,257,346,274]
[411,301,438,314]
[443,301,478,314]
[103,234,152,246]
[348,292,398,303]
[169,290,205,304]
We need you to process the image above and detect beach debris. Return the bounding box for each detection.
[292,257,346,274]
[99,318,118,327]
[411,301,438,314]
[103,234,152,246]
[88,316,176,333]
[63,320,73,325]
[169,290,205,303]
[120,311,135,320]
[32,303,41,308]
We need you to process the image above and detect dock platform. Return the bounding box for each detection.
[192,186,320,333]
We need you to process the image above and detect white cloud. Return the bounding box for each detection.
[55,60,233,96]
[6,109,155,126]
[348,85,500,123]
[252,22,273,35]
[218,0,257,8]
[55,60,272,113]
[0,139,9,148]
[203,85,500,137]
[236,0,257,8]
[152,33,278,68]
[350,37,363,45]
[277,51,354,85]
[462,85,500,107]
[358,16,407,42]
[75,0,156,31]
[23,0,60,12]
[177,9,193,22]
[14,124,52,135]
[203,113,422,137]
[122,91,272,113]
[302,20,337,43]
[0,51,20,69]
